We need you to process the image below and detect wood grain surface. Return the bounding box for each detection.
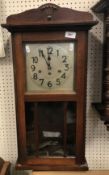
[32,171,109,175]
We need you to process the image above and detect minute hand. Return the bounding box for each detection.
[42,54,51,70]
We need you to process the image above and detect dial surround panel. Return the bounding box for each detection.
[25,42,75,93]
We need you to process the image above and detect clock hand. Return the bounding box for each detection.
[42,53,51,70]
[47,55,52,70]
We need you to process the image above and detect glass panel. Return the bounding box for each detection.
[25,102,76,157]
[24,42,75,93]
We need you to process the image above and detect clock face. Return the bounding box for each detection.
[25,42,75,92]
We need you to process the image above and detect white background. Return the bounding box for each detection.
[0,0,109,170]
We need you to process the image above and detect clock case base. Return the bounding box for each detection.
[15,159,88,171]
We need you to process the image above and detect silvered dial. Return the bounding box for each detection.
[25,42,74,90]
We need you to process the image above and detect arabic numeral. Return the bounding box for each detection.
[33,73,37,80]
[47,47,53,55]
[39,79,44,86]
[31,56,38,64]
[56,78,61,86]
[62,56,67,63]
[39,49,44,57]
[61,73,66,79]
[64,64,69,71]
[57,50,59,57]
[47,81,53,88]
[31,65,36,71]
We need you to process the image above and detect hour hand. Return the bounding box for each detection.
[48,63,51,70]
[47,55,52,70]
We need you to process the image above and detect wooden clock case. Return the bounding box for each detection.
[2,3,97,171]
[92,0,109,131]
[0,158,10,175]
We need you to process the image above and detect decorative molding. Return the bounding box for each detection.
[2,3,97,32]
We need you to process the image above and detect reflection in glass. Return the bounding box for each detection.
[25,102,76,157]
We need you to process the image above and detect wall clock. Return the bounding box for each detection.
[92,0,109,131]
[2,3,97,171]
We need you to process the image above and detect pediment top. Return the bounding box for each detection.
[2,3,97,32]
[6,3,94,24]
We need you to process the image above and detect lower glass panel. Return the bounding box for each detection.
[25,102,76,157]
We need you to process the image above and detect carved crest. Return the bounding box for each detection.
[40,3,58,20]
